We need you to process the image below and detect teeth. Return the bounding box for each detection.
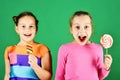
[24,34,31,36]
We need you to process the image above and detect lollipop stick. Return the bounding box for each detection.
[106,48,108,54]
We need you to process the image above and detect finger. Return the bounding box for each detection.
[28,55,34,64]
[105,58,112,63]
[105,60,112,67]
[28,60,32,65]
[105,60,110,65]
[28,56,37,64]
[29,55,37,60]
[29,55,35,61]
[105,57,110,60]
[105,55,112,61]
[105,54,112,58]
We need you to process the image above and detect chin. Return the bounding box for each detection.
[24,39,33,42]
[76,41,86,45]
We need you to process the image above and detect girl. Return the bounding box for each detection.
[4,11,52,80]
[55,11,112,80]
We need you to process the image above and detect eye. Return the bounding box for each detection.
[21,25,25,28]
[29,25,36,29]
[76,26,80,29]
[29,26,33,28]
[84,25,89,29]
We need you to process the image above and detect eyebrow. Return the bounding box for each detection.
[73,23,91,25]
[18,23,36,25]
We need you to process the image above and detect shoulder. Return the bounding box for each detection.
[33,42,49,57]
[5,45,16,52]
[91,42,102,49]
[59,43,72,50]
[58,43,73,54]
[4,45,16,59]
[91,42,103,56]
[34,42,49,50]
[60,42,74,48]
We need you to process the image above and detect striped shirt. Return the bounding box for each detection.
[4,42,49,80]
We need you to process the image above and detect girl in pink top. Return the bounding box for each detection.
[55,11,112,80]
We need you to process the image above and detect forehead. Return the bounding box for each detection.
[18,16,35,23]
[72,15,91,24]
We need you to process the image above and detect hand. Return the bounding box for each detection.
[104,54,112,70]
[28,54,38,68]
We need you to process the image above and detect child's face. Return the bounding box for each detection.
[15,16,36,43]
[70,15,92,45]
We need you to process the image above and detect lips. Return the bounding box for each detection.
[78,36,86,42]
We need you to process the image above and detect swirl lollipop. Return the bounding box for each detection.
[100,34,113,54]
[26,42,33,54]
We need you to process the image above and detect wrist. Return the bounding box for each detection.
[105,68,110,71]
[32,63,41,70]
[104,65,110,71]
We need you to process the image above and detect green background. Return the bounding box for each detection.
[0,0,119,80]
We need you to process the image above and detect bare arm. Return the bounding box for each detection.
[4,59,10,80]
[28,52,52,80]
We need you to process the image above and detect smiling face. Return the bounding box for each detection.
[15,16,36,44]
[70,15,92,45]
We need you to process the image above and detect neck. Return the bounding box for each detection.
[72,40,91,45]
[87,41,92,44]
[17,40,34,46]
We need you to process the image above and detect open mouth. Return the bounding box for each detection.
[78,36,86,42]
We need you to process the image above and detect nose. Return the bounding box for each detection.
[25,27,31,32]
[77,28,86,36]
[80,27,85,32]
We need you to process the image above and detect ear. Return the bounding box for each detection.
[70,27,73,34]
[15,26,19,34]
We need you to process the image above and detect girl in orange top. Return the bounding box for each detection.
[4,11,52,80]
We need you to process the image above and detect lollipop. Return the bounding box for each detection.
[100,34,113,54]
[26,42,33,54]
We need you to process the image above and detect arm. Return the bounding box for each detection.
[4,47,11,80]
[28,52,52,80]
[4,59,10,80]
[97,46,112,80]
[55,45,67,80]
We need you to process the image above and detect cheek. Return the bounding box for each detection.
[72,31,78,36]
[19,30,25,34]
[87,27,92,33]
[70,28,80,37]
[16,29,22,34]
[71,28,78,35]
[32,30,37,36]
[86,29,92,37]
[31,28,36,32]
[15,27,20,34]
